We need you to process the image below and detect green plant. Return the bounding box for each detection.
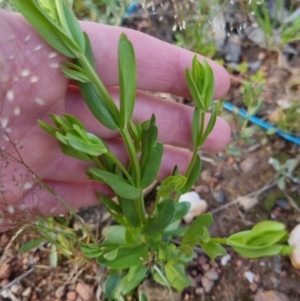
[12,1,293,299]
[269,157,300,190]
[250,0,300,50]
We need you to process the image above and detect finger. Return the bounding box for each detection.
[65,86,231,152]
[20,146,192,217]
[80,22,230,99]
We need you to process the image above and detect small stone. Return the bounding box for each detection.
[10,284,22,294]
[212,188,227,205]
[240,157,258,174]
[75,283,93,301]
[244,271,255,283]
[0,263,11,279]
[221,254,231,266]
[55,285,66,299]
[201,277,214,293]
[237,196,258,211]
[22,287,32,297]
[195,287,204,296]
[250,283,258,292]
[204,268,219,281]
[275,200,291,210]
[67,291,77,301]
[195,185,210,195]
[179,191,207,223]
[254,290,289,301]
[288,224,300,269]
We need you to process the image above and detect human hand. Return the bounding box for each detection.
[0,11,230,229]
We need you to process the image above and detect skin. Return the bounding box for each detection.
[0,11,231,230]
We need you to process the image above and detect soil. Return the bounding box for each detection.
[1,1,300,301]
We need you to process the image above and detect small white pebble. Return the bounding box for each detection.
[23,182,33,190]
[49,63,59,69]
[24,34,31,43]
[221,254,231,266]
[13,107,20,116]
[179,191,208,223]
[288,224,300,269]
[6,90,14,101]
[33,45,43,52]
[35,97,45,106]
[30,75,39,83]
[7,205,14,214]
[244,271,255,283]
[48,52,57,59]
[20,69,30,77]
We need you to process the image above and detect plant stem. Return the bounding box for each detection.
[209,237,227,244]
[78,56,120,122]
[120,128,146,223]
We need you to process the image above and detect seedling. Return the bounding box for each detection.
[11,1,293,299]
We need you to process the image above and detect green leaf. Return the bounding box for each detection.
[78,81,120,130]
[165,263,191,291]
[38,120,57,137]
[157,175,187,199]
[170,202,191,223]
[104,270,124,300]
[103,248,119,260]
[98,245,147,269]
[180,154,202,193]
[139,292,149,301]
[200,241,227,261]
[65,133,107,156]
[192,107,200,146]
[121,198,140,227]
[185,68,204,110]
[97,194,122,215]
[103,225,126,245]
[60,1,85,52]
[142,198,175,236]
[118,33,137,128]
[12,0,78,58]
[19,237,46,253]
[202,59,215,109]
[140,115,163,188]
[178,244,194,257]
[120,264,148,295]
[83,33,95,68]
[182,213,213,247]
[63,114,85,129]
[198,104,217,146]
[50,244,58,267]
[80,243,103,258]
[88,167,141,199]
[61,66,90,83]
[60,142,91,161]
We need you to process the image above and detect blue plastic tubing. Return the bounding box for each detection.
[223,102,300,146]
[122,3,300,146]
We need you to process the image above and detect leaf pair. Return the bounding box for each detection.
[227,221,293,258]
[12,0,85,58]
[38,114,107,160]
[185,56,215,111]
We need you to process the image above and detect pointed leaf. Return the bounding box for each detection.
[118,33,137,128]
[182,213,213,247]
[20,237,46,253]
[181,154,202,193]
[98,245,147,269]
[78,81,120,130]
[165,263,191,291]
[142,198,175,236]
[88,168,141,199]
[12,0,78,58]
[38,120,57,137]
[200,241,227,261]
[121,198,140,227]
